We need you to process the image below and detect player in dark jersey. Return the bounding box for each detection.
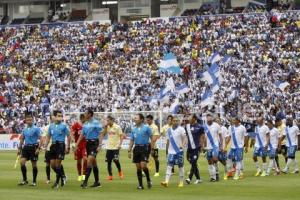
[184,114,205,184]
[71,114,87,182]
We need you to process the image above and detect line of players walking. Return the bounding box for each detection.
[17,109,299,189]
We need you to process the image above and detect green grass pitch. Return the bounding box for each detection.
[0,150,300,200]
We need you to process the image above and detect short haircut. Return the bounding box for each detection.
[137,113,144,121]
[192,114,198,121]
[167,115,173,120]
[53,110,62,116]
[107,115,115,121]
[24,112,33,118]
[146,115,153,120]
[79,114,85,120]
[86,108,94,117]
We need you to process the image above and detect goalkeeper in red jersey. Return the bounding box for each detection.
[71,114,87,182]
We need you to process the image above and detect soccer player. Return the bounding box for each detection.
[128,113,154,190]
[146,115,161,177]
[71,114,87,182]
[266,120,280,176]
[17,112,42,186]
[275,118,287,169]
[76,109,103,188]
[162,115,175,174]
[185,114,205,185]
[280,116,300,174]
[42,119,51,184]
[253,116,270,177]
[45,110,71,189]
[161,115,187,188]
[225,116,248,180]
[216,117,229,180]
[101,116,124,180]
[203,113,223,182]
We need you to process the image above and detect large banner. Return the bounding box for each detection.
[0,134,21,150]
[0,134,167,151]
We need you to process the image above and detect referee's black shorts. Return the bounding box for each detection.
[133,145,149,163]
[21,144,39,161]
[49,142,65,160]
[106,149,120,162]
[86,139,99,158]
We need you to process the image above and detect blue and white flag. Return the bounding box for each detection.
[175,84,190,95]
[275,81,289,91]
[200,89,214,107]
[170,98,180,114]
[159,53,181,74]
[210,52,221,64]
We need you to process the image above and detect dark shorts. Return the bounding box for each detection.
[133,145,149,163]
[168,151,184,168]
[86,140,99,157]
[49,142,65,160]
[278,145,287,156]
[44,150,51,163]
[151,148,159,159]
[106,149,120,162]
[187,148,200,163]
[21,144,39,162]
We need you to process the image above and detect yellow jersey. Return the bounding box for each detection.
[161,124,171,137]
[149,123,160,149]
[106,123,123,150]
[277,123,286,145]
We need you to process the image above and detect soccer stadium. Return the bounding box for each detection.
[0,0,300,200]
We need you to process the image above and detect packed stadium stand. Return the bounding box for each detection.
[0,0,299,134]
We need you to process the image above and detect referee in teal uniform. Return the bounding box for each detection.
[128,114,154,190]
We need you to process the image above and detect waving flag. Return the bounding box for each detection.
[175,84,190,95]
[159,53,181,74]
[210,52,221,64]
[275,81,290,91]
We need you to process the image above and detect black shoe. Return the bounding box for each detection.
[90,182,101,188]
[210,178,216,182]
[137,185,144,190]
[147,181,152,189]
[29,182,37,187]
[18,181,28,186]
[216,174,219,181]
[81,182,87,189]
[51,183,59,189]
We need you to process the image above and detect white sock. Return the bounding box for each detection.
[215,163,219,175]
[294,159,299,171]
[236,161,242,176]
[179,167,184,183]
[241,160,244,171]
[284,158,293,171]
[267,160,273,174]
[210,164,216,179]
[165,165,173,183]
[255,161,260,170]
[226,159,233,172]
[262,163,267,172]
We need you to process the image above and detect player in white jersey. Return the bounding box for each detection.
[280,117,300,174]
[253,116,270,177]
[161,116,187,188]
[266,120,280,176]
[203,113,223,182]
[215,117,229,180]
[225,116,248,180]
